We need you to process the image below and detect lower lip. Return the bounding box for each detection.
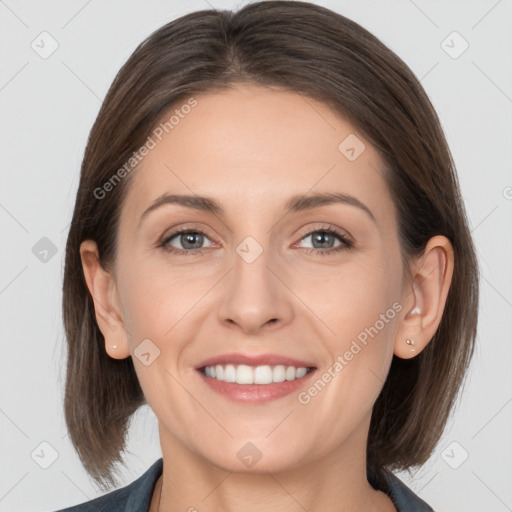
[197,369,317,403]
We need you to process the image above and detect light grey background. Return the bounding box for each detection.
[0,1,511,511]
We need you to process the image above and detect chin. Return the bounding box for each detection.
[204,440,306,474]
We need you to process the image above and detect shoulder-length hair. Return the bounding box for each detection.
[62,0,479,491]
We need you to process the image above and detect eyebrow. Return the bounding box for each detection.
[138,191,376,227]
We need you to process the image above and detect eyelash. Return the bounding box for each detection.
[159,226,353,256]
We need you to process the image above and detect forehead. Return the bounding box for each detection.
[122,84,392,225]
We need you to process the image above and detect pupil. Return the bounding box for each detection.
[313,232,333,248]
[183,232,202,249]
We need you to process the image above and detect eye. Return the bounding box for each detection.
[296,227,353,256]
[160,228,214,255]
[159,225,353,256]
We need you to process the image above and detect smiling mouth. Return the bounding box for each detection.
[198,363,316,385]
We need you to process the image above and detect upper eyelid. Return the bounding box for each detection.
[296,224,352,241]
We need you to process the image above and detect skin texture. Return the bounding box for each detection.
[80,83,454,512]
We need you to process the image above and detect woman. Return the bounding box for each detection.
[57,1,479,510]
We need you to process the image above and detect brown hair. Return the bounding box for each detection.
[62,0,479,491]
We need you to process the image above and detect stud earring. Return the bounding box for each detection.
[112,345,118,349]
[405,338,415,351]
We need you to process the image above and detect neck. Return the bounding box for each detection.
[153,421,396,512]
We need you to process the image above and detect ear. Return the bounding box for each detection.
[80,239,131,359]
[394,235,454,359]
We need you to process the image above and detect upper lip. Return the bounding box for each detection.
[195,353,317,370]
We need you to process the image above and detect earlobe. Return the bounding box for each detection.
[79,240,131,359]
[394,235,454,359]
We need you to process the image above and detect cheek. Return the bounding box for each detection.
[316,257,401,343]
[115,260,204,414]
[116,253,207,339]
[300,272,400,437]
[338,275,399,344]
[318,255,402,389]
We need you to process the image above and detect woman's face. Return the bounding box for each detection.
[102,83,411,472]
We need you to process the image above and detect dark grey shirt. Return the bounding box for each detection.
[55,458,433,511]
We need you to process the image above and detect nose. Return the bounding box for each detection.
[218,240,294,335]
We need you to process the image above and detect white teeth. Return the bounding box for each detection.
[202,364,311,384]
[296,367,308,378]
[273,365,286,383]
[236,364,254,384]
[255,365,273,383]
[224,364,236,382]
